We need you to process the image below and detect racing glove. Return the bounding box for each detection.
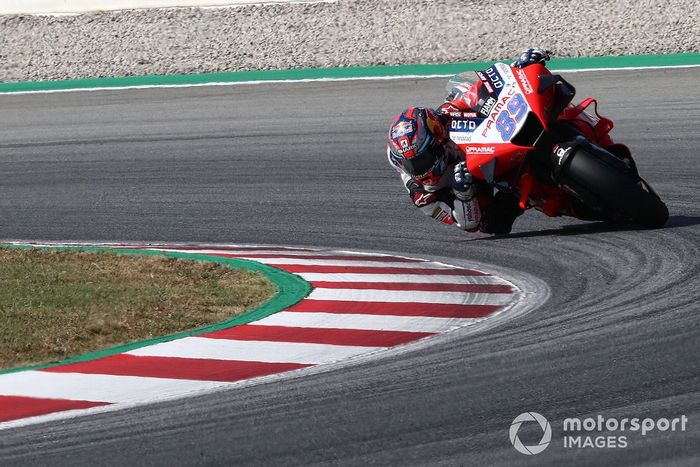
[406,179,456,226]
[407,179,438,207]
[452,162,476,201]
[513,48,551,68]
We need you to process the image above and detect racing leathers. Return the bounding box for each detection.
[389,139,485,231]
[387,94,523,235]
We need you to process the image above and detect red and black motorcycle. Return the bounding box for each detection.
[445,62,668,228]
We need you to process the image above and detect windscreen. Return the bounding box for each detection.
[445,70,498,118]
[445,71,477,95]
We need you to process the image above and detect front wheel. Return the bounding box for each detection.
[561,149,669,228]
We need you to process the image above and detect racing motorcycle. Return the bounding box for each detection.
[445,62,668,228]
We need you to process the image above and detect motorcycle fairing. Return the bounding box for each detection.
[448,63,538,179]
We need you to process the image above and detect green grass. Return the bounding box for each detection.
[0,247,275,370]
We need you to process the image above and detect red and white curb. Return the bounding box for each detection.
[0,243,533,429]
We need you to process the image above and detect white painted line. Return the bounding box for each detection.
[127,337,384,364]
[16,242,320,251]
[550,64,700,73]
[234,258,443,268]
[307,288,513,305]
[255,311,478,333]
[146,248,327,256]
[148,248,407,258]
[7,244,434,265]
[297,273,505,284]
[0,371,230,404]
[0,76,454,96]
[1,64,698,96]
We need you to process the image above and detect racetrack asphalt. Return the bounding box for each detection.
[0,67,698,466]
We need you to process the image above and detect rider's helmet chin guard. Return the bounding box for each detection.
[388,107,448,184]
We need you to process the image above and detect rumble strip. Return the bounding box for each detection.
[0,243,521,428]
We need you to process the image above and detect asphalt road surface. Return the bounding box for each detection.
[0,67,698,466]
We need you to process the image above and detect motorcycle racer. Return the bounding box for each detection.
[388,49,552,234]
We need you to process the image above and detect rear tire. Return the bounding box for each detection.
[563,149,668,228]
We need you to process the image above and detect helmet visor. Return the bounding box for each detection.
[402,143,445,177]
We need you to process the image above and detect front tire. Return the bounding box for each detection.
[562,149,668,228]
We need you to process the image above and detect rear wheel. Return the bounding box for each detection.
[562,149,668,228]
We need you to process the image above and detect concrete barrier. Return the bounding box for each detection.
[0,0,305,15]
